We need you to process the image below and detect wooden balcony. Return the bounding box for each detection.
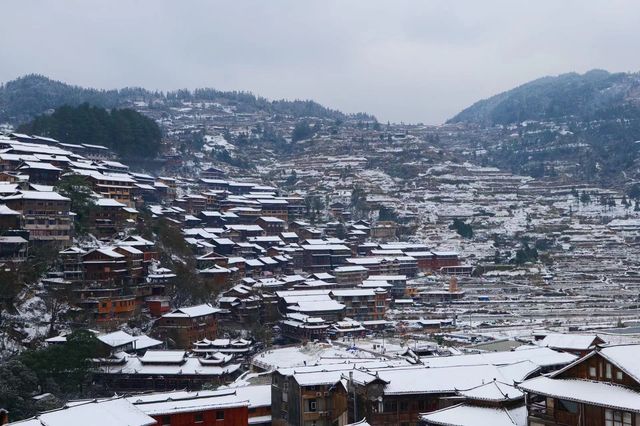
[527,402,580,426]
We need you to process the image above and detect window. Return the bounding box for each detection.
[557,399,578,414]
[605,409,632,426]
[589,366,597,377]
[194,413,203,423]
[308,399,317,412]
[216,411,224,420]
[606,363,613,379]
[161,416,171,426]
[617,370,624,380]
[383,401,397,413]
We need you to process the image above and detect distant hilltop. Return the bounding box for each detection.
[448,69,640,185]
[0,74,375,125]
[448,69,640,125]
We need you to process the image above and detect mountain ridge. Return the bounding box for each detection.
[448,69,640,185]
[0,74,375,125]
[448,69,640,125]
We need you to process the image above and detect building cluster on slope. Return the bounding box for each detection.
[5,101,640,426]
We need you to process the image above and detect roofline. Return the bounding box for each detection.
[419,403,517,426]
[518,378,640,414]
[597,345,640,385]
[549,350,597,378]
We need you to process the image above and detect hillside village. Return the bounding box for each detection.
[1,90,640,426]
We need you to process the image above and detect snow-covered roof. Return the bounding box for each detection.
[8,142,73,156]
[360,280,392,288]
[334,265,368,273]
[367,274,406,281]
[118,235,154,246]
[28,183,55,192]
[420,346,577,369]
[94,247,125,258]
[3,190,69,201]
[331,289,377,297]
[19,161,62,171]
[457,380,524,402]
[128,389,248,416]
[419,403,526,426]
[98,330,136,348]
[162,303,220,318]
[131,335,163,351]
[538,333,601,351]
[0,204,20,215]
[518,376,640,413]
[97,354,241,377]
[245,258,264,267]
[95,198,126,207]
[231,385,271,409]
[9,398,156,426]
[301,244,350,251]
[496,360,540,382]
[253,343,383,371]
[258,216,285,223]
[597,345,640,383]
[377,364,517,395]
[139,350,186,364]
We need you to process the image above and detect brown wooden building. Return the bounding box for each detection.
[154,304,221,349]
[520,344,640,426]
[3,190,71,245]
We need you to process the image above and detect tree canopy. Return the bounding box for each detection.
[17,103,162,159]
[291,120,315,142]
[55,174,97,235]
[450,218,473,239]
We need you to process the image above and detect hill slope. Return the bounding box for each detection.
[0,74,374,125]
[449,69,640,125]
[449,70,640,186]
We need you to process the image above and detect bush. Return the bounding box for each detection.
[450,219,473,238]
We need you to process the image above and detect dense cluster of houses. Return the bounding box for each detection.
[18,333,640,425]
[0,133,464,332]
[5,120,640,426]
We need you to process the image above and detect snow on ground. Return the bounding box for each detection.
[203,134,236,151]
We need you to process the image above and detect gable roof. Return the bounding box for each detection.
[551,344,640,387]
[457,380,524,402]
[538,333,603,351]
[518,375,640,414]
[598,345,640,383]
[162,303,220,318]
[9,398,155,426]
[419,403,525,426]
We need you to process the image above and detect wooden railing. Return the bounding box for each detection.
[527,402,580,426]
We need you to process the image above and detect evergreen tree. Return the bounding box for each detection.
[18,103,162,159]
[291,120,314,142]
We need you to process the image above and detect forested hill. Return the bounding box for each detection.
[448,70,640,126]
[17,104,162,159]
[447,69,640,186]
[0,74,375,124]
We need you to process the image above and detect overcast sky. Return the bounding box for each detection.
[2,1,640,123]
